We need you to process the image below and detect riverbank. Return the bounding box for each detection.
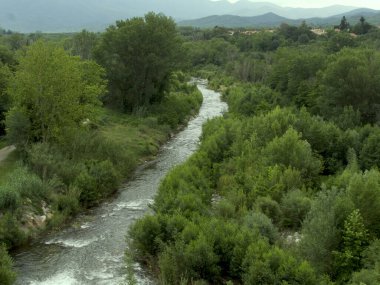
[0,80,202,271]
[13,82,226,285]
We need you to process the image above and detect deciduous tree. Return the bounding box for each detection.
[6,40,106,146]
[95,13,183,111]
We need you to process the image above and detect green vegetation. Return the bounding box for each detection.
[0,13,202,281]
[0,243,15,285]
[94,13,184,111]
[3,10,380,285]
[129,20,380,284]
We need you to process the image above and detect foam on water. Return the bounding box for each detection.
[29,271,77,285]
[114,199,154,211]
[80,222,91,229]
[84,268,114,281]
[45,237,98,248]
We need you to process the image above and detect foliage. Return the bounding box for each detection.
[65,29,98,59]
[334,209,369,282]
[318,48,380,124]
[280,189,311,229]
[95,13,183,111]
[6,40,105,145]
[352,17,373,35]
[0,243,16,285]
[0,62,12,136]
[242,241,317,285]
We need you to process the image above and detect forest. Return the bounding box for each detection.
[0,12,380,285]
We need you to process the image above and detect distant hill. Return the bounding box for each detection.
[0,0,364,33]
[179,13,295,29]
[178,8,380,29]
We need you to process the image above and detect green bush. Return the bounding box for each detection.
[75,160,120,206]
[281,189,311,229]
[254,196,282,225]
[263,128,322,180]
[182,234,220,281]
[129,215,162,258]
[53,187,81,216]
[349,267,380,285]
[152,88,202,129]
[0,244,16,285]
[5,166,49,201]
[243,211,279,244]
[0,185,20,212]
[27,143,59,181]
[347,170,380,237]
[225,84,282,116]
[360,130,380,170]
[299,189,349,275]
[0,213,26,248]
[243,242,317,285]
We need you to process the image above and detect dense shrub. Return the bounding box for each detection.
[243,244,317,285]
[0,213,26,248]
[75,160,120,206]
[360,130,380,170]
[281,189,311,229]
[0,244,16,285]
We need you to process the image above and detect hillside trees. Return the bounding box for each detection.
[6,40,106,147]
[339,16,350,32]
[318,48,380,124]
[352,17,372,35]
[95,13,183,111]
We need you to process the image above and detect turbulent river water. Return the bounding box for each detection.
[13,81,228,285]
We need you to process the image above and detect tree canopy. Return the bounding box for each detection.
[95,12,183,112]
[6,40,106,146]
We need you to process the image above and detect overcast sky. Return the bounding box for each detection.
[225,0,380,9]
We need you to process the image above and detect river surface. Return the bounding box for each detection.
[13,81,227,285]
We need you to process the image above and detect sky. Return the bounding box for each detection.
[224,0,380,9]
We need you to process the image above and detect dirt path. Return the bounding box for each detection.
[0,145,16,164]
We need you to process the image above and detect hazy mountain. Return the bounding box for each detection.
[179,8,380,29]
[0,0,367,32]
[179,13,293,28]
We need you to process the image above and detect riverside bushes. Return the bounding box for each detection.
[0,75,202,263]
[0,243,15,285]
[130,85,380,283]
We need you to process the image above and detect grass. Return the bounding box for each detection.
[98,109,169,161]
[0,150,19,184]
[0,137,7,149]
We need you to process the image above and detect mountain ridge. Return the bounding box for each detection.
[0,0,372,33]
[178,8,380,28]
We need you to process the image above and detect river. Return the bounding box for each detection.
[13,81,228,285]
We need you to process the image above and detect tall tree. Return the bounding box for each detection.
[339,16,350,32]
[353,16,372,35]
[6,40,106,146]
[67,29,98,60]
[95,13,183,112]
